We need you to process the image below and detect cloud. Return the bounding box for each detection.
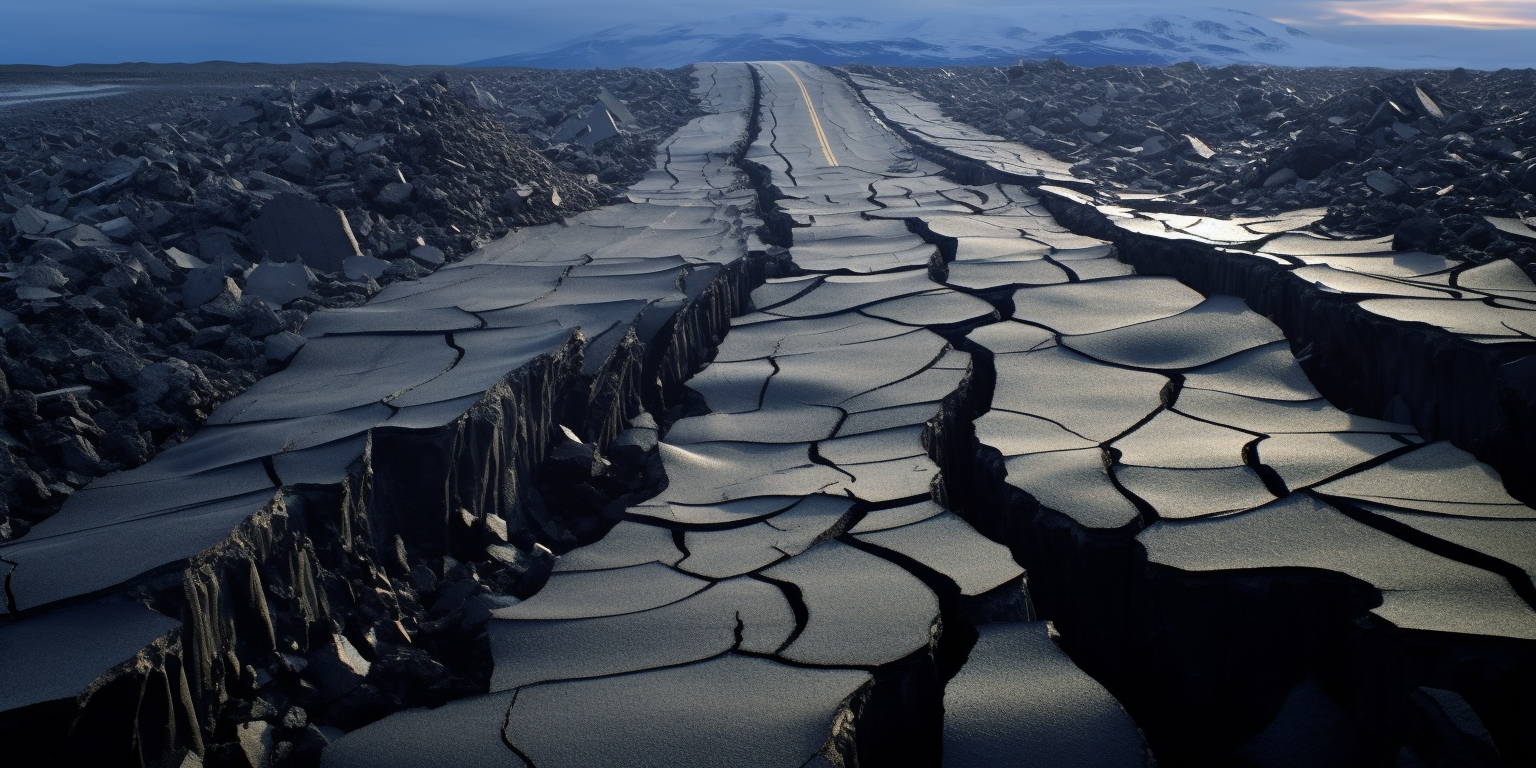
[1323,0,1536,28]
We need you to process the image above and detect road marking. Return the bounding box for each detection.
[772,62,840,168]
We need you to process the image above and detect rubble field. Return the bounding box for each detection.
[0,64,703,542]
[854,62,1536,274]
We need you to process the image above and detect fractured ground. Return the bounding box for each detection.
[4,60,1534,768]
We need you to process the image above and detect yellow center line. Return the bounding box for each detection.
[772,62,839,168]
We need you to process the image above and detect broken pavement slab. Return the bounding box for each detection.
[0,600,180,714]
[942,623,1153,768]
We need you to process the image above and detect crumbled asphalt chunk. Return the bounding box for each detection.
[0,65,704,541]
[851,63,1536,274]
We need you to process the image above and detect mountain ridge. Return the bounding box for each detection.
[465,7,1433,70]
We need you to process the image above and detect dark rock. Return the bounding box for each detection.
[18,263,69,291]
[237,302,286,339]
[383,259,428,280]
[263,332,306,365]
[56,433,110,477]
[247,193,362,274]
[1263,168,1298,188]
[280,706,308,731]
[1407,688,1503,768]
[342,255,389,282]
[133,359,212,407]
[181,267,239,309]
[226,697,281,724]
[368,645,450,695]
[543,425,609,487]
[302,106,345,130]
[1414,86,1446,121]
[1365,169,1406,197]
[196,229,243,266]
[325,188,364,209]
[244,259,312,307]
[280,152,315,181]
[289,725,329,766]
[23,238,75,263]
[611,413,659,469]
[189,325,231,349]
[323,684,393,732]
[1394,217,1445,252]
[11,205,74,237]
[1513,160,1536,196]
[246,171,314,200]
[164,247,208,270]
[236,719,275,768]
[373,182,414,209]
[305,635,371,702]
[407,244,444,267]
[62,224,113,249]
[0,62,706,762]
[99,427,150,466]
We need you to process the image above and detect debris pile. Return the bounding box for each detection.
[464,67,704,186]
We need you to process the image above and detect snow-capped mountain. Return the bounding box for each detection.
[466,7,1423,70]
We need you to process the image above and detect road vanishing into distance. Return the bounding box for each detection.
[4,61,1535,768]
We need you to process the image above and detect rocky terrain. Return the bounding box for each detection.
[3,57,1535,768]
[855,62,1536,274]
[0,65,701,542]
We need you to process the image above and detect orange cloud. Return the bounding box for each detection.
[1328,1,1536,28]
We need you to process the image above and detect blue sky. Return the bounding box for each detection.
[1,1,1533,68]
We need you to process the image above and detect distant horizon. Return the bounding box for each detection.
[0,2,1533,70]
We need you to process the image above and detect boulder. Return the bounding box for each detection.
[11,206,74,237]
[1263,168,1299,188]
[1365,169,1406,197]
[244,258,312,307]
[63,224,113,249]
[247,193,362,274]
[163,247,208,270]
[97,217,136,241]
[1394,217,1445,251]
[181,267,237,309]
[596,87,637,127]
[408,244,445,267]
[373,182,414,209]
[302,105,345,130]
[342,254,389,282]
[305,634,371,702]
[237,720,275,768]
